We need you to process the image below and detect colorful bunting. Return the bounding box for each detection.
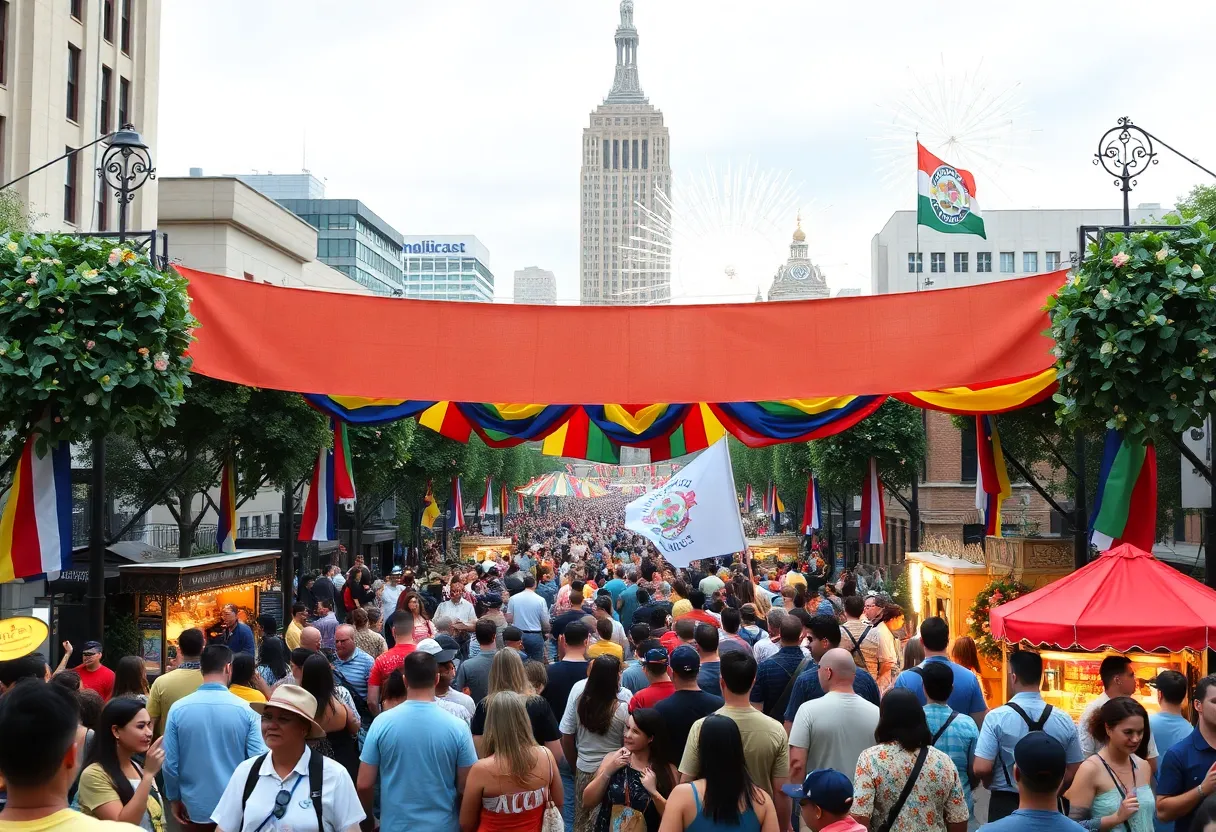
[1090,431,1158,552]
[0,426,71,582]
[217,453,237,553]
[860,458,885,545]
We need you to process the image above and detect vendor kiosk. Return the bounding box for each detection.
[459,536,514,563]
[119,550,280,677]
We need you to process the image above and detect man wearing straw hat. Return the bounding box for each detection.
[211,685,364,832]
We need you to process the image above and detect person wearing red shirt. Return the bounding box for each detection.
[661,618,696,655]
[73,640,115,700]
[682,590,721,629]
[368,611,416,713]
[628,649,676,711]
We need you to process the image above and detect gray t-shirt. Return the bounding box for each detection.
[558,678,631,773]
[454,649,497,705]
[789,691,880,784]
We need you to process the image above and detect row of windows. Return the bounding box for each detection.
[907,250,1070,274]
[406,257,481,271]
[602,138,648,171]
[298,213,355,231]
[67,0,132,51]
[356,240,403,280]
[593,116,663,127]
[317,235,404,281]
[237,513,280,538]
[335,264,400,295]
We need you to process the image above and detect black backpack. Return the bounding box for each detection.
[242,750,324,831]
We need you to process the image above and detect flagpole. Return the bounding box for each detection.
[914,131,921,292]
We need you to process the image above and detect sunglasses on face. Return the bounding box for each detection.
[82,651,100,658]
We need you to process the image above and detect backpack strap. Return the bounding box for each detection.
[995,703,1053,791]
[241,753,270,818]
[769,656,814,721]
[931,712,959,746]
[309,746,324,832]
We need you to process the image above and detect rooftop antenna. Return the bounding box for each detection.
[301,127,308,174]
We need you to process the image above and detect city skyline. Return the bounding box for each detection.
[158,1,1216,304]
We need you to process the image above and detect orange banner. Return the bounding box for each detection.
[180,266,1064,403]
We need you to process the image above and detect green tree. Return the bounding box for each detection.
[809,400,926,497]
[1175,183,1216,224]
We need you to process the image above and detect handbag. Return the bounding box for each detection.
[605,770,648,832]
[541,750,564,832]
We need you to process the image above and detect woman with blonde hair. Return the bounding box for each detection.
[460,691,563,832]
[471,648,562,762]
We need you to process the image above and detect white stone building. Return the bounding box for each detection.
[513,266,556,305]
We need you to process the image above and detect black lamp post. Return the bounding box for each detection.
[1094,117,1158,228]
[85,125,155,641]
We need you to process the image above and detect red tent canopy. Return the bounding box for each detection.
[989,543,1216,653]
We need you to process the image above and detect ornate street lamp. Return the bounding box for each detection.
[1093,117,1158,227]
[97,124,156,243]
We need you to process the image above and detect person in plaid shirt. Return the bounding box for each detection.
[921,660,979,818]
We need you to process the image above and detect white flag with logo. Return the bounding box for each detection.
[625,438,747,568]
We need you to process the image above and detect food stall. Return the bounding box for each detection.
[746,535,801,567]
[459,536,514,563]
[905,550,989,638]
[990,543,1212,720]
[119,550,280,677]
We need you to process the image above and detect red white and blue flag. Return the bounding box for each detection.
[450,477,466,530]
[480,477,495,515]
[860,458,885,545]
[744,484,753,511]
[332,420,356,509]
[298,446,336,541]
[802,475,822,534]
[0,426,72,582]
[975,416,1012,537]
[217,453,238,553]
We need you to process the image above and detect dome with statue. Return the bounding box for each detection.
[765,214,829,301]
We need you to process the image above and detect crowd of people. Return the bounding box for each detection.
[4,495,1216,832]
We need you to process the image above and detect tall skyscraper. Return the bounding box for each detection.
[579,0,671,306]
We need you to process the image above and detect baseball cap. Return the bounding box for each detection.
[1013,731,1066,783]
[415,638,458,664]
[390,565,403,575]
[670,645,700,673]
[781,769,854,815]
[435,634,461,654]
[82,641,103,654]
[644,648,669,666]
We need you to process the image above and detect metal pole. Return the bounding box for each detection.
[1206,503,1216,589]
[86,438,106,641]
[1074,432,1089,570]
[910,477,920,552]
[281,486,295,611]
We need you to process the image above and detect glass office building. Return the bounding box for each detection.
[278,199,405,296]
[401,236,494,302]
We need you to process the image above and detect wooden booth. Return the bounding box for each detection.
[459,536,514,563]
[119,550,280,677]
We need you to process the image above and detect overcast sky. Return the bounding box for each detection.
[159,1,1216,302]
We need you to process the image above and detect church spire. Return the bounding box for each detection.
[606,0,647,104]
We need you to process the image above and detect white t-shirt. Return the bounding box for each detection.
[753,638,809,664]
[558,678,632,773]
[211,747,364,832]
[789,691,881,784]
[440,688,476,720]
[1077,692,1159,759]
[379,584,404,620]
[436,598,478,627]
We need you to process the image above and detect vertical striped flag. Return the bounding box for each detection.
[744,483,753,511]
[517,492,525,512]
[500,484,509,517]
[298,445,336,541]
[802,475,822,534]
[1090,430,1158,552]
[332,419,356,509]
[860,458,885,545]
[0,427,72,582]
[975,416,1012,537]
[451,477,465,530]
[421,481,441,528]
[216,453,238,553]
[480,477,494,515]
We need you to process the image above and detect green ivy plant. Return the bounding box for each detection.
[1048,219,1216,438]
[968,577,1031,661]
[0,233,195,448]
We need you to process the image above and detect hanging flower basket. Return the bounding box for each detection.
[968,577,1031,661]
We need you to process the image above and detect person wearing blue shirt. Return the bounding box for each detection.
[505,574,552,662]
[1152,671,1198,832]
[892,617,988,724]
[979,732,1086,831]
[163,644,266,825]
[920,660,980,816]
[1157,675,1216,832]
[975,651,1084,822]
[602,566,627,605]
[616,570,641,630]
[358,651,477,832]
[215,604,256,656]
[334,624,375,701]
[782,614,881,727]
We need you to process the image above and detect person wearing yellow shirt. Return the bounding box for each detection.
[0,677,143,832]
[284,603,308,650]
[146,629,204,739]
[227,654,267,704]
[587,618,625,660]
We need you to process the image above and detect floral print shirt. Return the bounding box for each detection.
[853,743,969,832]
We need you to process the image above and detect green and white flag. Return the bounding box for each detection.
[917,143,986,238]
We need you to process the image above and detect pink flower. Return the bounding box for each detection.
[107,249,122,266]
[153,358,168,371]
[24,276,36,285]
[1111,252,1131,268]
[85,340,96,350]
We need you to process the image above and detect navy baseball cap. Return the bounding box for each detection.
[644,648,669,666]
[670,645,699,673]
[1014,731,1066,782]
[782,769,853,815]
[82,641,103,654]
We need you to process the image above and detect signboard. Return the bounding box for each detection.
[0,616,49,660]
[1182,418,1212,509]
[180,559,277,595]
[139,618,163,675]
[260,589,285,628]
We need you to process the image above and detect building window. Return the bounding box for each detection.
[621,139,629,169]
[97,185,107,231]
[960,419,977,482]
[0,2,7,86]
[66,45,80,122]
[103,0,113,41]
[976,252,992,273]
[70,0,82,19]
[612,139,619,170]
[906,253,922,273]
[930,252,945,273]
[1069,251,1077,265]
[238,516,248,536]
[999,252,1015,273]
[99,65,112,134]
[602,139,609,170]
[632,139,639,170]
[953,252,969,273]
[1045,251,1060,271]
[64,146,78,224]
[118,76,129,126]
[120,0,130,53]
[1023,251,1038,273]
